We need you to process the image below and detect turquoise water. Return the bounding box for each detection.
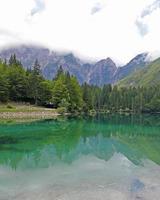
[0,114,160,200]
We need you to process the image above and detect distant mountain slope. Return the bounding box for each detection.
[0,45,150,86]
[0,45,118,85]
[89,58,117,85]
[118,58,160,87]
[113,53,148,83]
[0,45,86,83]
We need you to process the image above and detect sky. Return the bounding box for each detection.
[0,0,159,64]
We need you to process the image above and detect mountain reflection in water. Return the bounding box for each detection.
[0,114,160,200]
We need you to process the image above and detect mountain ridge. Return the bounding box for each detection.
[118,57,160,87]
[0,45,150,85]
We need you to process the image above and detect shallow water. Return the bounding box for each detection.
[0,114,160,200]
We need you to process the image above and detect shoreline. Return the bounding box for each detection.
[0,110,61,120]
[0,106,160,121]
[0,103,63,120]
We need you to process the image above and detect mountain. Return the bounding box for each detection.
[0,45,117,85]
[0,45,150,86]
[113,53,148,83]
[89,58,117,85]
[0,45,86,83]
[118,58,160,87]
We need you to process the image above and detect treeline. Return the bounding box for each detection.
[0,55,83,113]
[0,54,160,113]
[0,55,53,106]
[82,84,160,113]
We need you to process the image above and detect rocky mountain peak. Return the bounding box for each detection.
[0,45,152,86]
[96,57,116,67]
[127,53,148,66]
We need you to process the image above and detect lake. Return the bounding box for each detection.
[0,114,160,200]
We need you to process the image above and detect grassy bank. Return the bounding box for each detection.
[0,103,60,120]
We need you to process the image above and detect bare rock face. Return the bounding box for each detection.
[0,45,85,83]
[89,58,117,86]
[113,53,148,83]
[0,45,148,86]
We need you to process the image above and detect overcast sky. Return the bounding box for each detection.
[0,0,159,64]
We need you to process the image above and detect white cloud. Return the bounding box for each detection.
[135,20,149,36]
[141,0,160,18]
[147,50,160,61]
[31,0,46,16]
[135,0,160,37]
[0,0,159,64]
[91,2,105,15]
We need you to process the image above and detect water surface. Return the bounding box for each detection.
[0,114,160,200]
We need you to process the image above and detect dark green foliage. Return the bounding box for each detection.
[81,84,160,113]
[0,62,9,102]
[0,75,9,102]
[27,60,44,105]
[52,67,83,112]
[0,54,160,113]
[52,74,70,107]
[7,65,28,101]
[0,56,83,112]
[38,81,53,105]
[25,59,53,105]
[81,83,93,112]
[9,54,22,66]
[0,56,52,106]
[33,59,41,75]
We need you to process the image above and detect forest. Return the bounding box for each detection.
[0,54,160,113]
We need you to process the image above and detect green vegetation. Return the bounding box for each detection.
[82,83,160,113]
[52,67,83,112]
[0,55,83,113]
[0,54,160,114]
[118,57,160,87]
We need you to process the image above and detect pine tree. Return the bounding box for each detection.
[33,59,41,75]
[9,54,22,66]
[27,59,44,105]
[53,65,64,80]
[7,65,28,101]
[52,76,70,108]
[82,83,93,112]
[0,74,9,102]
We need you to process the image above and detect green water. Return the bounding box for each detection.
[0,114,160,200]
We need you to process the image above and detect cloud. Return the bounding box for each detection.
[0,29,20,39]
[0,0,160,64]
[146,50,160,61]
[136,0,160,37]
[0,29,21,48]
[135,20,149,36]
[0,29,14,37]
[91,3,104,15]
[31,0,45,16]
[141,0,160,18]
